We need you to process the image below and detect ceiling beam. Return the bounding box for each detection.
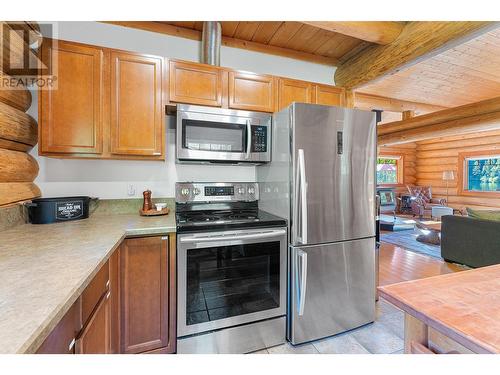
[103,21,339,66]
[378,96,500,146]
[302,21,404,45]
[335,21,499,89]
[354,92,446,115]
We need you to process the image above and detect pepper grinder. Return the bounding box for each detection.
[142,190,153,212]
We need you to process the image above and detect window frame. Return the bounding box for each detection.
[376,154,404,187]
[458,150,500,197]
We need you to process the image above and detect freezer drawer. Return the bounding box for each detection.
[288,237,375,345]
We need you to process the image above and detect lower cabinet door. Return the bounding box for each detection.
[75,292,111,354]
[120,236,176,354]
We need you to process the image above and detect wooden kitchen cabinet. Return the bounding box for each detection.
[110,51,164,157]
[109,246,121,354]
[277,78,313,110]
[314,84,345,107]
[36,299,82,354]
[75,290,111,354]
[228,71,275,112]
[168,60,223,107]
[39,40,104,155]
[39,39,165,160]
[120,235,176,354]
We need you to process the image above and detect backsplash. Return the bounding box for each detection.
[91,198,175,216]
[0,205,28,232]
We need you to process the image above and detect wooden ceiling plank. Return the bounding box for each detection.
[284,23,321,50]
[233,21,260,41]
[220,22,240,37]
[251,22,283,44]
[104,21,338,66]
[335,21,499,89]
[268,21,303,47]
[302,21,404,44]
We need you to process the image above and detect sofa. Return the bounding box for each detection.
[407,185,447,218]
[441,215,500,268]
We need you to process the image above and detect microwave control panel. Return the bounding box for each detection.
[251,126,268,153]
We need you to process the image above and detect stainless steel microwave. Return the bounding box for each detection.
[176,104,272,164]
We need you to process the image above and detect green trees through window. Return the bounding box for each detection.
[467,157,500,192]
[377,157,398,185]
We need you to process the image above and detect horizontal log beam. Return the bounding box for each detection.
[378,96,500,136]
[0,148,38,182]
[378,111,500,146]
[0,182,40,206]
[104,21,339,66]
[354,92,446,115]
[0,74,32,111]
[302,21,404,45]
[0,101,38,147]
[335,21,498,89]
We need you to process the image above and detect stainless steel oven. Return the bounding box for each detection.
[177,227,287,352]
[176,104,272,164]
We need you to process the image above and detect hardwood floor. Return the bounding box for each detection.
[379,241,465,286]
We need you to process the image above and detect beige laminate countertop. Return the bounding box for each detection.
[0,213,176,354]
[379,264,500,354]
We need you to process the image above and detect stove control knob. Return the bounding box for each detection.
[181,188,190,196]
[237,187,245,195]
[193,188,201,195]
[248,186,255,195]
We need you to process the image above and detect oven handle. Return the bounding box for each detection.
[179,229,286,244]
[245,119,252,159]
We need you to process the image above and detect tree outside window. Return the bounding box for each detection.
[377,157,401,185]
[467,157,500,192]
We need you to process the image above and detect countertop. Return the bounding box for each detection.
[0,212,176,354]
[379,264,500,354]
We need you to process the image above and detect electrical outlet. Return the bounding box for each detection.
[127,184,136,197]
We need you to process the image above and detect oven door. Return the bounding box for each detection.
[177,227,287,337]
[176,107,271,163]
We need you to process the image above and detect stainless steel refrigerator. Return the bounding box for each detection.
[257,103,377,345]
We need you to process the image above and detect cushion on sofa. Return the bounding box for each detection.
[466,207,500,222]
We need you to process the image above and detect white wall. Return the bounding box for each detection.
[31,22,336,198]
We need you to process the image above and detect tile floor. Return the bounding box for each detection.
[251,298,404,354]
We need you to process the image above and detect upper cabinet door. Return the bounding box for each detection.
[110,52,164,157]
[314,84,345,107]
[228,71,275,112]
[40,41,104,154]
[168,60,223,107]
[278,78,313,111]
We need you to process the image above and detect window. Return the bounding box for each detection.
[463,154,500,193]
[377,156,403,185]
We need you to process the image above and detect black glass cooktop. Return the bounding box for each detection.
[176,208,286,233]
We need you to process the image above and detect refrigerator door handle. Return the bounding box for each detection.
[245,119,252,159]
[296,249,308,316]
[298,149,308,244]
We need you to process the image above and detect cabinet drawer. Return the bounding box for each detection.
[169,60,223,107]
[36,299,82,354]
[228,71,275,112]
[76,290,111,354]
[82,260,109,326]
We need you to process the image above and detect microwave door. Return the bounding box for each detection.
[176,107,271,164]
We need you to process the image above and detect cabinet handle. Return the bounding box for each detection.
[106,291,111,299]
[106,280,110,288]
[68,338,76,352]
[161,236,169,241]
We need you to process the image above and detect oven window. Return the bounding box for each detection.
[186,241,280,325]
[183,119,246,153]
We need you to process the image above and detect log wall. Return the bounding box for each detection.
[415,129,500,210]
[0,22,41,206]
[378,143,417,196]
